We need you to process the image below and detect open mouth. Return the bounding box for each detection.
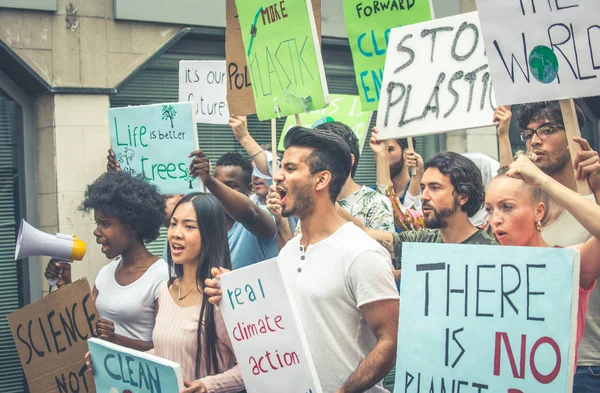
[171,243,185,256]
[495,230,507,240]
[276,187,288,204]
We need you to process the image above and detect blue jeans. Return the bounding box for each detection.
[574,366,600,393]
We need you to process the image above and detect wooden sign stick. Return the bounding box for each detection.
[559,99,590,196]
[407,137,416,177]
[295,113,302,126]
[271,118,278,177]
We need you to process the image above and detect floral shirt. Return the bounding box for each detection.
[337,186,394,232]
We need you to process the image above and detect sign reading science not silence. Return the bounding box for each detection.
[108,103,201,195]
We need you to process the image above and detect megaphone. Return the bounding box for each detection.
[15,220,86,286]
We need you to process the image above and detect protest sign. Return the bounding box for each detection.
[235,0,329,121]
[278,94,373,152]
[476,0,600,105]
[342,0,433,111]
[219,258,322,393]
[395,243,579,393]
[108,103,200,195]
[7,279,98,393]
[87,338,184,393]
[376,11,496,140]
[179,60,230,124]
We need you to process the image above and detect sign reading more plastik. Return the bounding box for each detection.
[8,279,98,393]
[179,60,230,124]
[109,103,200,195]
[235,0,329,120]
[395,243,579,393]
[376,12,496,139]
[278,94,373,153]
[219,258,322,393]
[88,338,184,393]
[342,0,433,111]
[476,0,600,105]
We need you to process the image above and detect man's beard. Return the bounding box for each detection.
[281,181,314,218]
[534,149,571,176]
[389,156,405,178]
[423,197,460,229]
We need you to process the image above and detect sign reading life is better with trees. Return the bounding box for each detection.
[278,94,373,152]
[8,279,98,393]
[108,103,200,195]
[342,0,433,111]
[395,243,579,393]
[88,338,184,393]
[376,12,496,140]
[235,0,329,120]
[179,60,230,124]
[476,0,600,105]
[219,258,322,393]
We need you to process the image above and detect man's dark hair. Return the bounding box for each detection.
[424,152,484,217]
[395,138,408,150]
[216,152,253,186]
[315,121,360,178]
[518,101,586,129]
[80,171,165,243]
[284,127,352,202]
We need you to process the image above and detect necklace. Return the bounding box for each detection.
[178,280,196,302]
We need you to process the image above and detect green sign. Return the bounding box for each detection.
[278,94,373,152]
[235,0,329,121]
[108,103,200,194]
[343,0,433,111]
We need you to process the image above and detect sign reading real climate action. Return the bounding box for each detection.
[108,103,200,195]
[219,258,322,393]
[342,0,433,111]
[395,243,579,393]
[476,0,600,105]
[278,94,373,153]
[235,0,329,120]
[179,60,230,124]
[376,12,496,140]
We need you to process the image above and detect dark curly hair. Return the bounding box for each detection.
[315,121,360,178]
[424,152,484,217]
[80,171,165,243]
[216,152,253,187]
[517,101,586,129]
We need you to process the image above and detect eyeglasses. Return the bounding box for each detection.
[519,123,563,142]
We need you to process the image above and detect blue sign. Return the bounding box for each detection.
[88,337,184,393]
[395,243,579,393]
[108,102,200,194]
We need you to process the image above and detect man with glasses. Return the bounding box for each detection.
[516,101,600,393]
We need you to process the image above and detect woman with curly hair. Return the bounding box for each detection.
[45,171,168,351]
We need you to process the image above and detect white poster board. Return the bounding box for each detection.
[476,0,600,105]
[179,60,230,124]
[219,258,322,393]
[376,11,496,139]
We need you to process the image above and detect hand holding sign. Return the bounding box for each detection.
[96,318,116,342]
[369,128,389,158]
[493,105,512,139]
[204,267,231,305]
[572,137,600,191]
[405,149,424,178]
[182,380,208,393]
[188,150,212,185]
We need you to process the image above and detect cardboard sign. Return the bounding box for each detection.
[219,258,322,393]
[342,0,433,111]
[179,60,230,124]
[476,0,600,105]
[395,243,579,393]
[376,12,497,139]
[108,103,201,195]
[278,94,373,153]
[87,338,184,393]
[7,279,98,393]
[235,0,329,121]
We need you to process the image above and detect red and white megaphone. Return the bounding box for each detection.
[15,220,86,286]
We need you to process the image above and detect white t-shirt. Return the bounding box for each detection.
[278,223,399,393]
[94,258,169,341]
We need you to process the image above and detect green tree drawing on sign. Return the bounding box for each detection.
[162,105,177,128]
[117,147,135,166]
[182,171,195,189]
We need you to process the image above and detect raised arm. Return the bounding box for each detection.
[189,150,276,240]
[495,105,514,167]
[229,116,271,177]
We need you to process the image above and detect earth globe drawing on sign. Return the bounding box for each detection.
[529,45,559,84]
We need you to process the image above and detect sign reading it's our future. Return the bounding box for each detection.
[235,0,329,120]
[342,0,433,111]
[376,12,496,140]
[219,258,322,393]
[179,60,230,124]
[476,0,600,105]
[108,103,201,195]
[395,243,580,393]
